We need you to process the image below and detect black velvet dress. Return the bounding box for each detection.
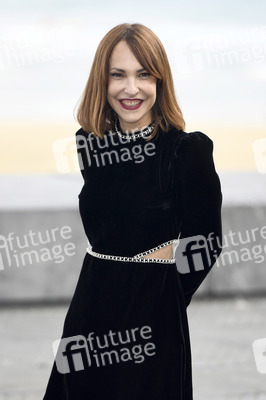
[43,124,222,400]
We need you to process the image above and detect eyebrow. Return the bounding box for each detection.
[109,67,146,73]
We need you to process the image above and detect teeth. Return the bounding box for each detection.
[121,100,142,106]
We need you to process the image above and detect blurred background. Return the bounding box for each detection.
[0,0,266,399]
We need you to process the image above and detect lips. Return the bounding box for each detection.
[119,99,143,110]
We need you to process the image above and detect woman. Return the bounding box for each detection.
[43,23,222,399]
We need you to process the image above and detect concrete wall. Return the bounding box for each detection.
[0,172,265,303]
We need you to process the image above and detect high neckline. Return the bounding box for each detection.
[115,119,155,139]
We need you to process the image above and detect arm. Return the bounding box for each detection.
[173,131,223,307]
[75,128,90,182]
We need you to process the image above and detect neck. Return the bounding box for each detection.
[114,119,155,140]
[117,120,152,134]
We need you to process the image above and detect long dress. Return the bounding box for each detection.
[43,124,222,400]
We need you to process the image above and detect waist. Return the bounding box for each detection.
[86,238,180,264]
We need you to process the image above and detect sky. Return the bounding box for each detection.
[0,0,265,173]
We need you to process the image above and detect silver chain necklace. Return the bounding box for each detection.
[114,119,155,140]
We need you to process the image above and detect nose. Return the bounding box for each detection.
[124,77,139,96]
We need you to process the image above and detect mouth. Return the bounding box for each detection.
[119,99,143,110]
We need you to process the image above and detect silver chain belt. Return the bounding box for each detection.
[86,238,179,264]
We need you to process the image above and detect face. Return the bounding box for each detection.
[107,40,157,133]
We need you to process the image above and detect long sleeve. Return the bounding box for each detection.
[75,128,90,182]
[172,131,223,307]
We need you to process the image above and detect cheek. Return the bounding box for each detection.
[107,80,120,98]
[107,84,119,110]
[146,81,157,98]
[107,79,115,98]
[107,81,112,98]
[148,85,157,102]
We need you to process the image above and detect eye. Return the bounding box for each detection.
[139,72,151,78]
[110,72,123,78]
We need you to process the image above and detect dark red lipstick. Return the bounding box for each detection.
[119,99,143,110]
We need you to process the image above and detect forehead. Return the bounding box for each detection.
[109,41,142,69]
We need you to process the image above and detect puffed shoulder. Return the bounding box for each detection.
[171,130,219,195]
[173,131,213,159]
[75,127,88,138]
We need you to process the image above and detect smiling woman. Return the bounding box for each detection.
[107,40,157,133]
[75,23,185,140]
[43,23,222,400]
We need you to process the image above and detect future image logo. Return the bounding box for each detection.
[52,137,79,173]
[53,326,156,374]
[252,338,266,374]
[0,226,76,270]
[253,138,266,173]
[175,234,214,274]
[53,336,91,374]
[52,132,157,173]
